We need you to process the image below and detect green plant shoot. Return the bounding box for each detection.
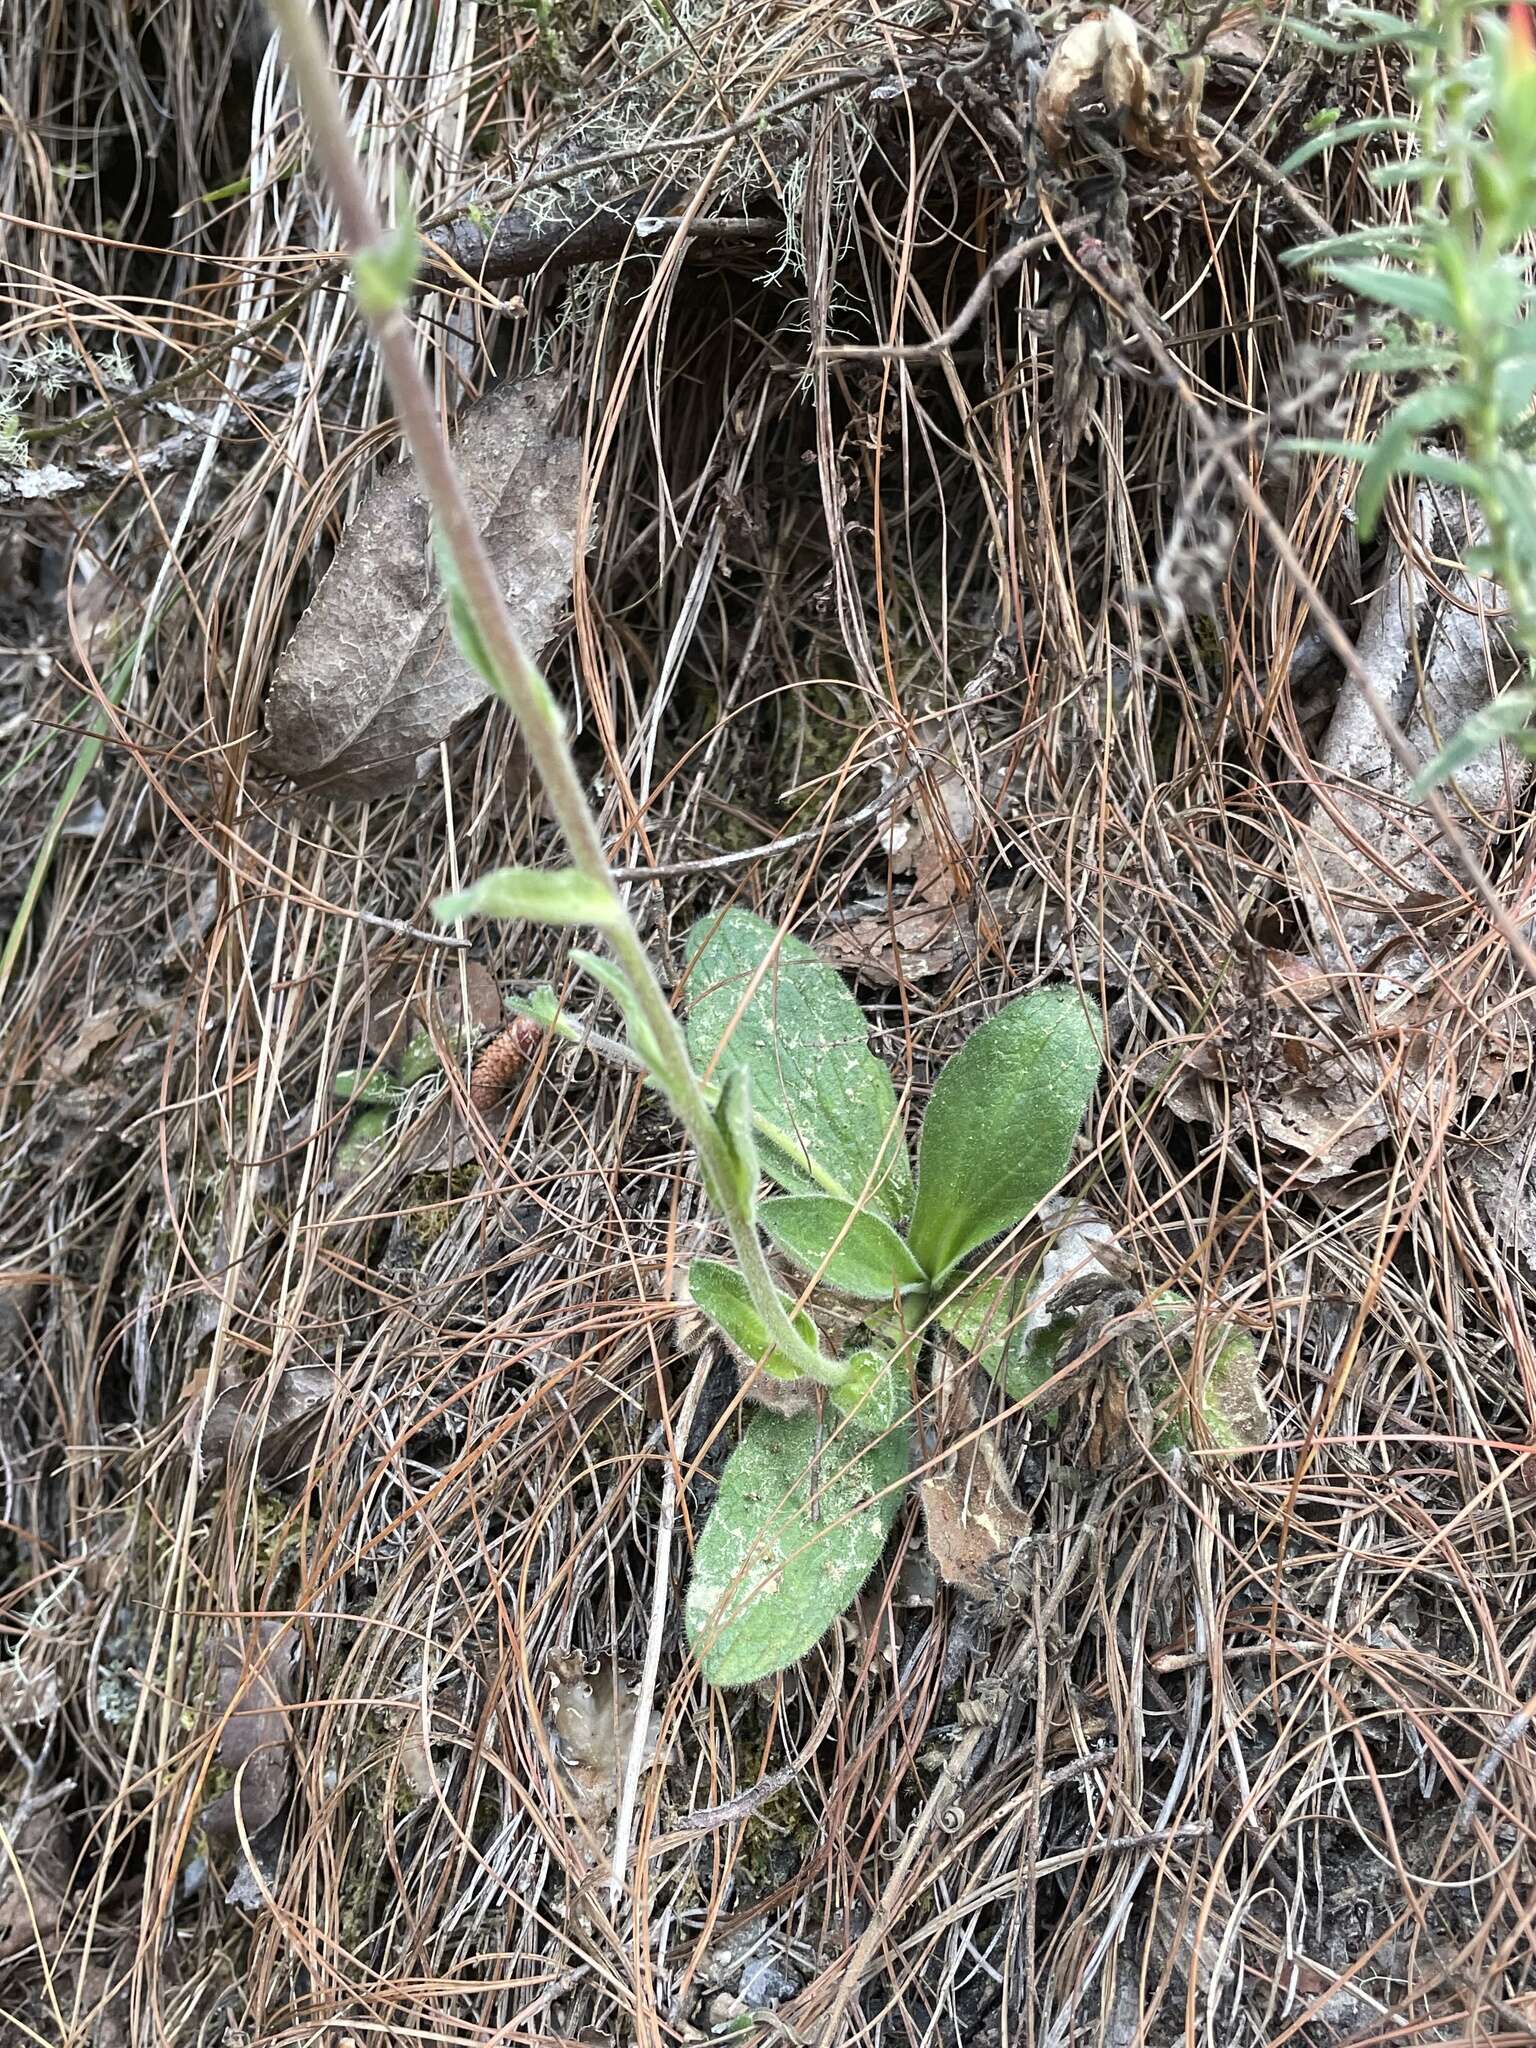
[1285,0,1536,785]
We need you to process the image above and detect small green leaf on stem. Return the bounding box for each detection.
[759,1194,926,1300]
[685,1410,907,1685]
[352,184,419,317]
[713,1066,762,1216]
[908,990,1101,1286]
[434,867,618,928]
[689,1258,825,1383]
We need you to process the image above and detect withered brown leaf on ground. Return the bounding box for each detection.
[184,1361,335,1486]
[821,757,988,985]
[1162,946,1526,1182]
[546,1649,661,1824]
[0,1779,73,1963]
[1297,484,1526,970]
[919,1386,1034,1601]
[260,375,581,799]
[200,1622,300,1852]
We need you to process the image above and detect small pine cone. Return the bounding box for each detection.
[469,1015,542,1113]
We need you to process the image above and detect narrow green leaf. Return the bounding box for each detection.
[435,866,617,928]
[1411,683,1536,793]
[332,1065,404,1106]
[907,991,1101,1285]
[573,950,666,1075]
[1278,114,1417,175]
[685,1410,907,1685]
[759,1195,926,1300]
[713,1066,761,1217]
[1355,384,1475,536]
[432,524,567,731]
[689,1258,825,1383]
[1362,341,1463,373]
[683,909,912,1221]
[1324,261,1456,324]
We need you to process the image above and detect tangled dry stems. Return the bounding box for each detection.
[2,0,1535,2042]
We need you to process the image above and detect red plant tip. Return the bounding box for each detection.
[1511,0,1536,65]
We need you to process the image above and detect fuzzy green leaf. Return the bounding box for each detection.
[828,1348,907,1437]
[685,1410,907,1685]
[332,1065,404,1106]
[1150,1300,1271,1455]
[1411,682,1536,793]
[336,1106,392,1178]
[571,951,666,1075]
[683,909,911,1221]
[1324,261,1457,325]
[908,991,1101,1285]
[434,866,617,929]
[937,1269,1061,1402]
[759,1195,925,1300]
[689,1258,825,1383]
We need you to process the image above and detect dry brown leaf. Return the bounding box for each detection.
[919,1390,1033,1601]
[185,1361,334,1484]
[1164,948,1526,1181]
[547,1649,661,1823]
[1037,7,1214,172]
[260,375,582,798]
[821,760,985,984]
[1297,484,1527,970]
[200,1621,299,1847]
[1038,12,1131,156]
[0,1779,73,1962]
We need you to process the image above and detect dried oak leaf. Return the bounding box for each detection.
[260,375,582,799]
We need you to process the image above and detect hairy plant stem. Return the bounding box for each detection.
[265,0,837,1387]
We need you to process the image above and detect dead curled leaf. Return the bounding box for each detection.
[1163,947,1526,1182]
[919,1388,1034,1601]
[200,1622,300,1850]
[821,758,990,985]
[1036,7,1214,171]
[1297,485,1527,972]
[184,1362,335,1485]
[259,375,582,799]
